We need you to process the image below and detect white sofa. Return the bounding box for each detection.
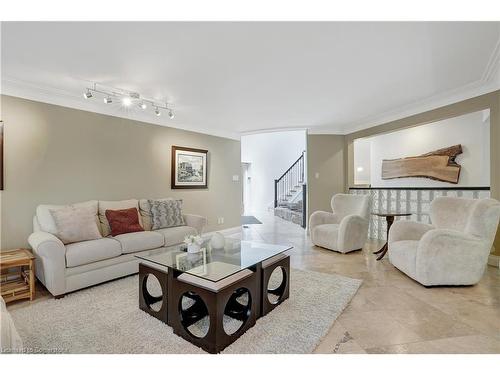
[388,196,500,286]
[309,194,371,253]
[28,199,207,297]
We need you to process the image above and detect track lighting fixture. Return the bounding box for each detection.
[83,82,174,119]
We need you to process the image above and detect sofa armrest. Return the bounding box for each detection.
[338,214,369,252]
[388,220,434,244]
[183,214,207,235]
[309,211,340,232]
[28,232,66,296]
[416,229,487,285]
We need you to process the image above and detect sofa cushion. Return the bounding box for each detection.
[149,199,185,230]
[154,225,197,247]
[105,207,144,237]
[388,240,418,279]
[311,224,339,251]
[65,238,122,268]
[114,231,165,254]
[50,205,102,244]
[36,200,99,235]
[98,200,142,237]
[139,198,175,231]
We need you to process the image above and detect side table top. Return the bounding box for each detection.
[0,248,35,267]
[372,212,412,217]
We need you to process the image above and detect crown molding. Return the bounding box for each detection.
[0,76,241,141]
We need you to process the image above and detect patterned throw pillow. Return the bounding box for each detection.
[148,199,185,230]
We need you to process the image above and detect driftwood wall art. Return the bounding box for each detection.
[381,144,462,184]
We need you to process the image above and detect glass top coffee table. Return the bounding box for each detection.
[135,238,292,353]
[136,238,292,282]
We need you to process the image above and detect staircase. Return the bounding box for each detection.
[274,151,307,228]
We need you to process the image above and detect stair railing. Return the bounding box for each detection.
[274,150,306,210]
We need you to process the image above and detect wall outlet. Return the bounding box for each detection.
[315,172,320,179]
[217,217,225,225]
[232,175,239,182]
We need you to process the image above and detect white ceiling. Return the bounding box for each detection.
[2,22,500,139]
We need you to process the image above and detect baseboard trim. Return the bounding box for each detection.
[487,254,500,268]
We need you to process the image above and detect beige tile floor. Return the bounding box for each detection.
[9,212,500,354]
[239,212,500,354]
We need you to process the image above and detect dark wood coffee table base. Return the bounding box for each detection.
[138,256,290,354]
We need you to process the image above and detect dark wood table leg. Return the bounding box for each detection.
[375,215,395,261]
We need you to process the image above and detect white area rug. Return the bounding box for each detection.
[10,269,361,354]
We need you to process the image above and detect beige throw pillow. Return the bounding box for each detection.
[50,206,102,244]
[36,200,99,235]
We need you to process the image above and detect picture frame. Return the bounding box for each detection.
[175,248,207,276]
[171,146,208,189]
[0,121,3,190]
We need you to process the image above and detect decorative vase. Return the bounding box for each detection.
[187,243,201,253]
[210,232,225,250]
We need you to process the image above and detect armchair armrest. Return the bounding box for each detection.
[309,211,340,231]
[416,229,488,285]
[183,214,207,235]
[388,220,434,244]
[28,231,66,296]
[338,214,369,252]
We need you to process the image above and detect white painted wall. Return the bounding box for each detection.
[353,138,371,185]
[241,131,307,214]
[353,110,490,187]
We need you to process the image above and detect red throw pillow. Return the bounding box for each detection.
[105,207,144,237]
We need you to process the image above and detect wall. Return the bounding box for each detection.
[354,110,490,188]
[353,138,371,185]
[346,90,500,256]
[241,130,306,214]
[306,134,346,223]
[0,95,242,249]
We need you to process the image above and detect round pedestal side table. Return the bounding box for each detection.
[371,212,412,261]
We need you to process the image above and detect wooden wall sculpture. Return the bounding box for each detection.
[381,144,462,184]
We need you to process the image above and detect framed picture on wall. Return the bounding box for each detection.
[0,121,3,190]
[171,146,208,189]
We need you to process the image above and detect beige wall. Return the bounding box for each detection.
[345,90,500,256]
[306,134,346,222]
[0,95,242,249]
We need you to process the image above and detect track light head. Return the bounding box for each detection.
[122,97,132,107]
[104,97,112,104]
[139,102,147,110]
[154,107,161,116]
[83,90,93,99]
[168,110,174,119]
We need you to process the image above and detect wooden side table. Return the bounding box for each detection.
[1,248,35,303]
[371,212,412,261]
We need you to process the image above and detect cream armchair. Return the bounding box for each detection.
[309,194,371,253]
[388,196,500,286]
